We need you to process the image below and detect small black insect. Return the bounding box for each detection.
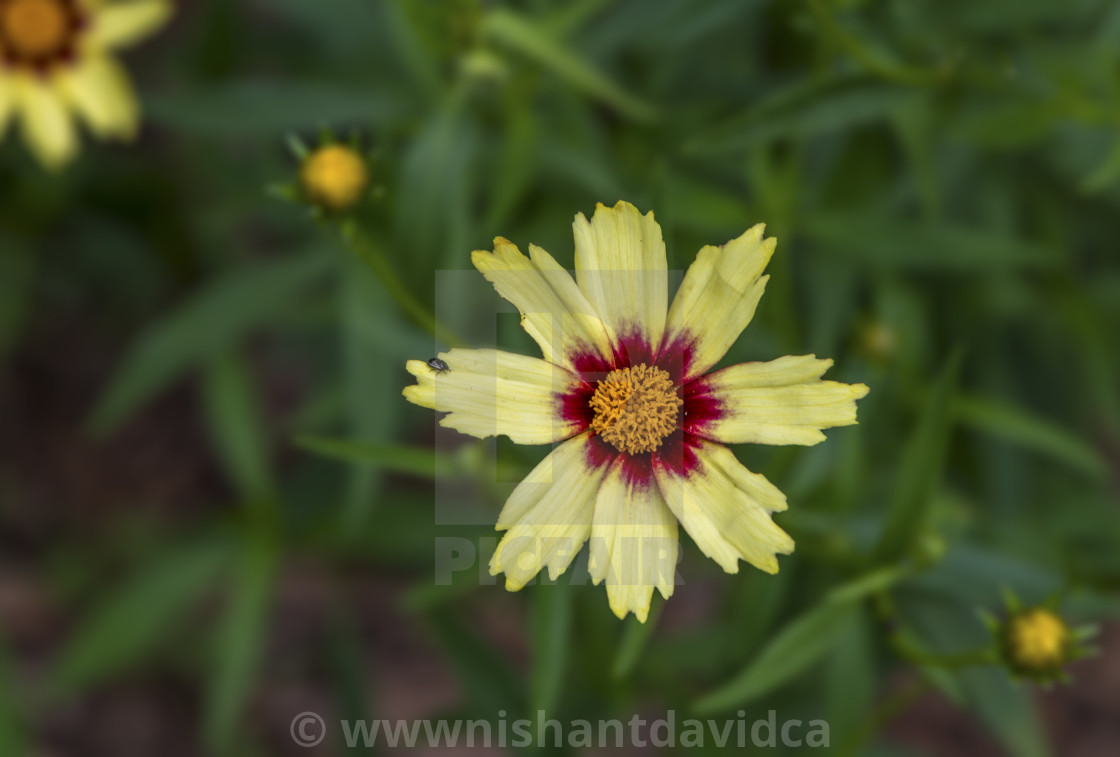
[427,357,450,374]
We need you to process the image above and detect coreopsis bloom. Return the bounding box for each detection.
[404,201,869,621]
[0,0,170,169]
[300,143,369,213]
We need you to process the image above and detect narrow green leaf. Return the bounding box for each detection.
[325,609,372,734]
[1080,132,1120,193]
[204,536,277,753]
[807,0,947,85]
[872,350,962,563]
[958,667,1050,757]
[688,76,918,154]
[955,394,1107,479]
[694,600,855,714]
[296,435,457,478]
[805,215,1057,271]
[613,598,662,680]
[694,567,901,713]
[201,351,274,503]
[48,538,231,694]
[341,228,463,348]
[483,9,657,122]
[392,98,475,273]
[825,608,875,743]
[339,254,401,532]
[730,566,793,662]
[530,583,573,717]
[0,639,28,757]
[424,609,523,716]
[88,251,332,435]
[147,81,408,136]
[482,106,540,233]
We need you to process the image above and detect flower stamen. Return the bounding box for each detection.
[589,364,681,454]
[0,0,81,67]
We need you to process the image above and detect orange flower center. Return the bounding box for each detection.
[1,0,72,59]
[589,364,681,454]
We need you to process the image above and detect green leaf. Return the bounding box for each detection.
[958,667,1050,757]
[530,583,573,717]
[423,609,523,717]
[805,215,1057,271]
[694,599,854,714]
[325,609,372,729]
[87,251,331,435]
[824,608,875,743]
[204,536,277,753]
[482,9,657,122]
[687,76,919,154]
[0,639,28,757]
[147,81,408,136]
[201,351,274,503]
[392,99,476,272]
[338,254,402,531]
[482,106,540,233]
[694,567,902,713]
[295,435,458,478]
[48,538,232,694]
[613,598,663,680]
[1080,132,1120,193]
[954,393,1107,480]
[872,350,962,563]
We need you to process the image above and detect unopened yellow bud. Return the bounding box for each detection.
[300,145,369,212]
[1003,608,1069,675]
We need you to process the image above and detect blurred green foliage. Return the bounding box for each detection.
[2,0,1120,755]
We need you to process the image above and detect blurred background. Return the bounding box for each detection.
[2,0,1119,755]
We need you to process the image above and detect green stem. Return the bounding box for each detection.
[890,632,999,669]
[808,0,950,87]
[337,225,464,347]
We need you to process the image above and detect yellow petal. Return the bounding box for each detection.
[588,459,678,622]
[698,356,870,446]
[17,77,77,170]
[402,348,580,445]
[88,0,172,50]
[472,237,614,368]
[489,432,607,590]
[656,440,793,575]
[664,224,777,379]
[573,201,668,354]
[60,55,138,139]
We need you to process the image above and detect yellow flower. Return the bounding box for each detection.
[0,0,170,169]
[403,201,869,621]
[1002,607,1070,676]
[300,143,369,213]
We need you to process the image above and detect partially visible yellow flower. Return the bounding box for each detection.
[1002,607,1070,677]
[300,144,369,213]
[0,0,170,169]
[403,201,869,621]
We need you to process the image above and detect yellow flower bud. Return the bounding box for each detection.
[300,145,369,213]
[1003,607,1070,676]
